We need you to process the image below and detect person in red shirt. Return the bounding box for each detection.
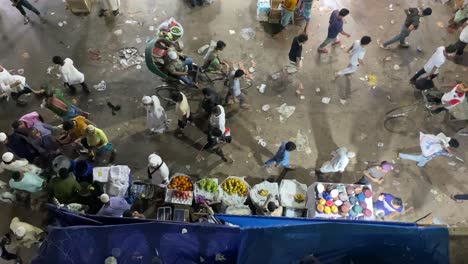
[428,83,467,114]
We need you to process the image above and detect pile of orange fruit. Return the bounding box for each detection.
[168,176,193,191]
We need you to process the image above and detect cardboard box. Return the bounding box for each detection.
[65,0,94,14]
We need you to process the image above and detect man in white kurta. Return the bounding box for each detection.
[99,0,120,17]
[319,147,355,173]
[0,64,42,102]
[147,153,169,186]
[0,152,42,175]
[52,56,89,93]
[142,96,168,134]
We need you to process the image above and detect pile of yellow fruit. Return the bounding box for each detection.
[222,178,248,196]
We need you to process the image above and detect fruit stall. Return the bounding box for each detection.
[279,179,307,217]
[194,178,222,204]
[220,176,252,215]
[165,173,194,205]
[305,182,375,220]
[249,181,279,208]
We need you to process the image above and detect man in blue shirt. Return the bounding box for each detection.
[264,141,296,169]
[374,193,404,220]
[225,69,249,109]
[318,8,351,54]
[96,194,131,217]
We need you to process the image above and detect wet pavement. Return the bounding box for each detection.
[1,0,468,260]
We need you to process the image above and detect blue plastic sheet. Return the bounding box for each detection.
[33,208,449,264]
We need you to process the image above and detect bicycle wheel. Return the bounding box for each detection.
[384,116,416,134]
[385,104,418,118]
[155,85,179,107]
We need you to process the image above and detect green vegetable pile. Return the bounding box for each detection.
[199,179,219,193]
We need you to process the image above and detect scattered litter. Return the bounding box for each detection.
[390,20,395,24]
[377,142,384,148]
[17,69,24,75]
[430,188,444,202]
[286,66,297,74]
[388,4,394,11]
[114,29,123,36]
[258,84,266,93]
[88,99,93,103]
[125,20,138,25]
[215,254,226,261]
[21,52,30,59]
[293,130,310,153]
[300,95,305,100]
[93,80,107,91]
[384,56,392,61]
[436,21,444,28]
[193,36,198,40]
[197,44,210,54]
[340,99,346,105]
[379,25,384,30]
[261,104,270,111]
[63,21,67,25]
[88,49,101,60]
[181,228,188,234]
[359,77,366,81]
[321,97,331,104]
[416,46,422,52]
[149,26,155,31]
[368,75,377,86]
[135,37,142,44]
[315,88,321,93]
[392,180,400,186]
[229,29,236,35]
[258,138,267,147]
[271,72,281,80]
[393,64,400,70]
[240,28,256,40]
[448,161,456,166]
[50,12,55,15]
[359,133,367,140]
[46,66,54,74]
[185,165,191,170]
[276,103,296,123]
[117,47,144,69]
[249,67,255,73]
[58,22,63,27]
[136,65,142,70]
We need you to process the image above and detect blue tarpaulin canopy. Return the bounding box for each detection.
[32,207,449,264]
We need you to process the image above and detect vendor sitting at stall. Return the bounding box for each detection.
[373,193,403,220]
[256,194,283,217]
[165,50,197,87]
[202,40,229,73]
[97,193,131,217]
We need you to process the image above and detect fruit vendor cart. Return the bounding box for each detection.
[220,176,252,215]
[305,182,375,220]
[163,173,194,221]
[279,179,308,217]
[249,181,279,208]
[194,178,222,204]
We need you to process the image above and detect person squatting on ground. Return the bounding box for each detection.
[319,147,355,174]
[356,161,394,185]
[335,36,371,78]
[202,40,228,73]
[52,56,90,94]
[380,7,432,49]
[289,34,308,69]
[317,8,350,54]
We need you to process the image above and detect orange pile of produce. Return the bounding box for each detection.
[168,176,193,191]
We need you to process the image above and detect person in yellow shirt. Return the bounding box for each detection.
[171,92,193,132]
[9,217,44,248]
[281,0,299,28]
[83,125,115,162]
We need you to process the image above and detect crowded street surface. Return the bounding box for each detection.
[0,0,468,263]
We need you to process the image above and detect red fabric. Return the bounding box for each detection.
[449,99,461,106]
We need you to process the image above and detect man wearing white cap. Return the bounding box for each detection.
[165,50,195,86]
[141,95,169,135]
[0,64,43,103]
[0,132,41,163]
[147,153,169,186]
[9,217,44,248]
[0,152,42,174]
[319,147,355,174]
[96,193,131,217]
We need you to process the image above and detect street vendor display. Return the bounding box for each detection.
[92,165,130,198]
[220,176,250,207]
[306,182,375,220]
[194,178,222,203]
[165,173,193,205]
[279,179,307,209]
[250,180,279,207]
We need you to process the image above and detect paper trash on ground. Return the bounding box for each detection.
[93,80,107,91]
[276,103,296,123]
[229,30,236,35]
[240,28,256,40]
[321,97,331,104]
